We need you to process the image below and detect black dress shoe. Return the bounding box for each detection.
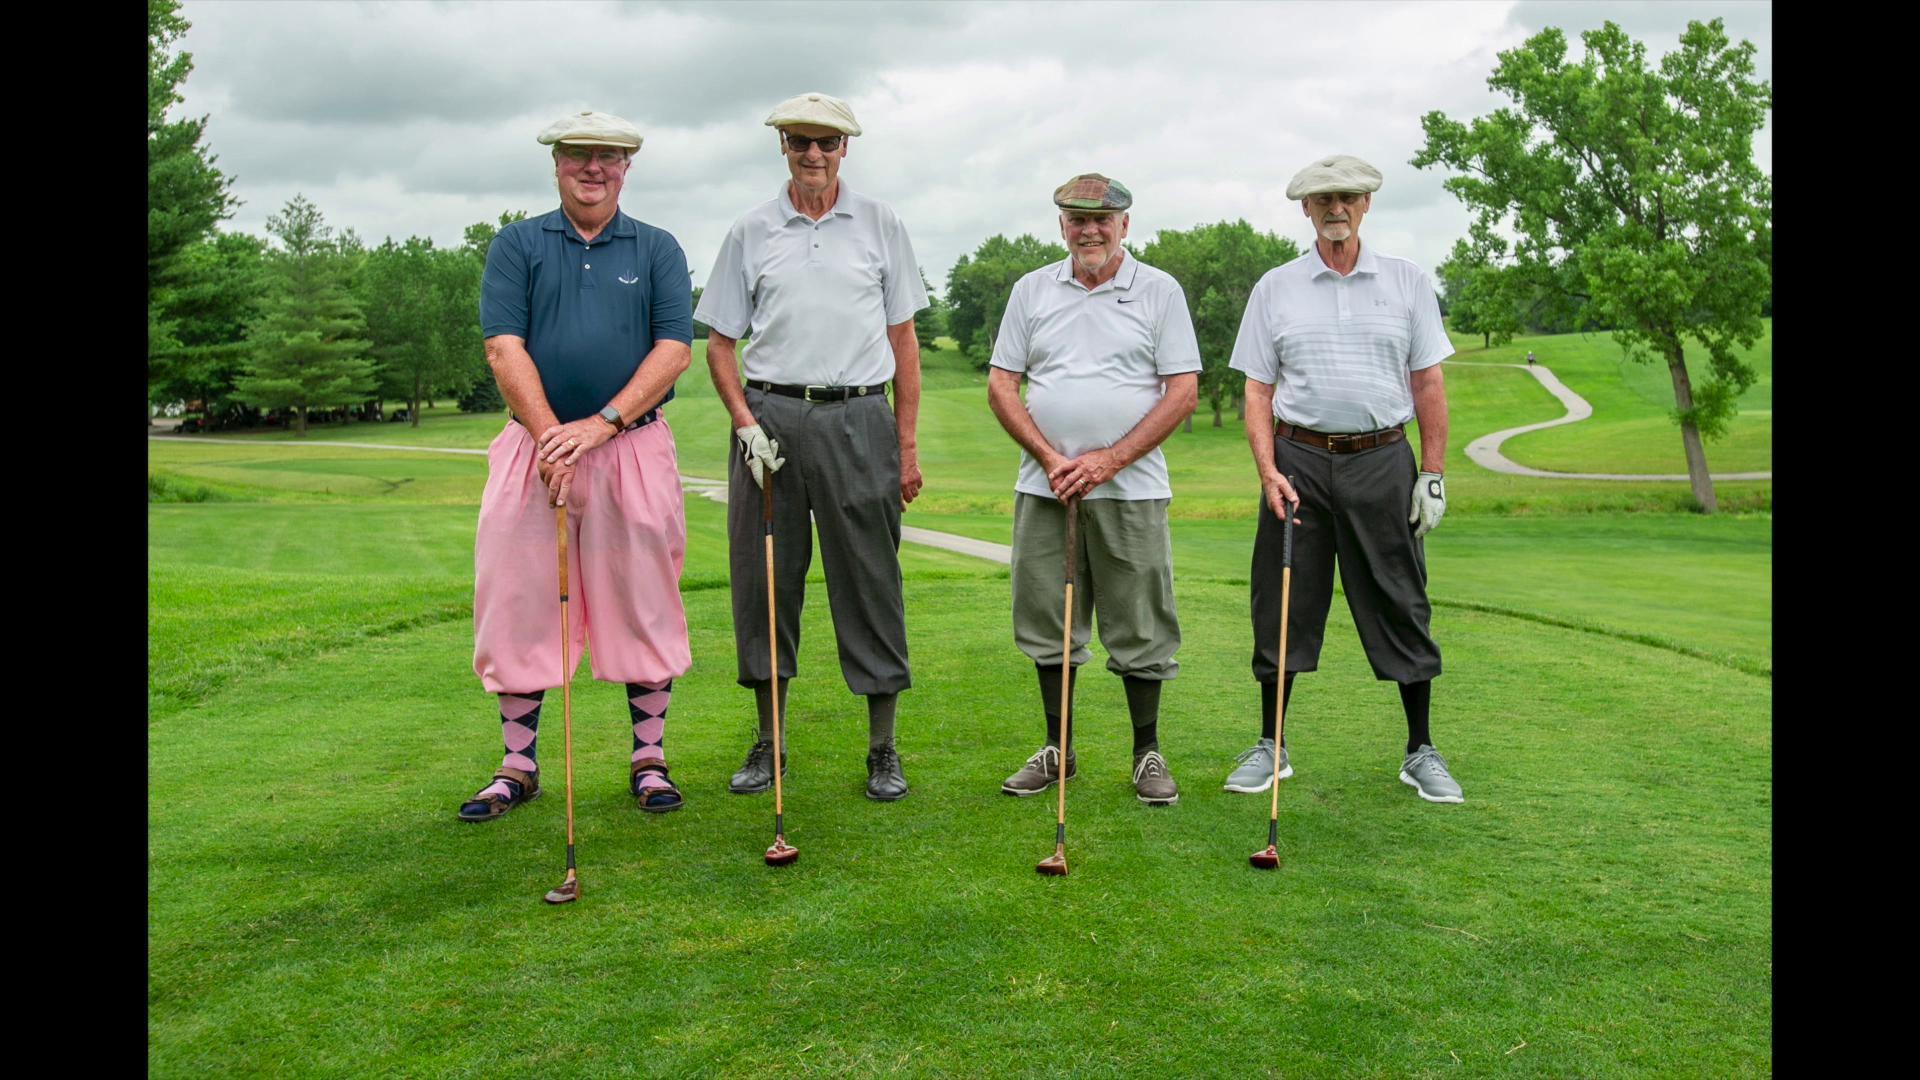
[866,745,908,801]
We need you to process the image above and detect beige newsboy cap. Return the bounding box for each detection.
[537,110,643,150]
[764,92,862,136]
[1285,154,1383,200]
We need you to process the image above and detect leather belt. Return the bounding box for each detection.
[512,407,660,434]
[748,380,888,403]
[1274,420,1404,453]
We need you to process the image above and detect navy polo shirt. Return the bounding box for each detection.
[480,208,694,423]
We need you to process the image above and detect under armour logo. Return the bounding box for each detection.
[618,273,640,285]
[1373,298,1390,307]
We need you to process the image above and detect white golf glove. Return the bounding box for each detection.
[1409,471,1446,538]
[735,424,786,488]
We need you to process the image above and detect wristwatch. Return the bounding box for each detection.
[597,405,624,430]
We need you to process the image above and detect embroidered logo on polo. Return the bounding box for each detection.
[618,272,640,285]
[1117,297,1138,304]
[1373,298,1391,307]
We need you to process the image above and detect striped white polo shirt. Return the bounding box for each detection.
[1228,242,1452,433]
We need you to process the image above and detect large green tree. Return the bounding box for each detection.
[236,196,377,435]
[1413,18,1771,512]
[359,237,484,426]
[945,234,1066,365]
[149,231,269,418]
[148,0,236,286]
[1139,220,1300,429]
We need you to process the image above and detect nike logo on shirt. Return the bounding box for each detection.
[1117,297,1138,303]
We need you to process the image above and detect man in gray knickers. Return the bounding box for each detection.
[987,173,1201,806]
[697,92,927,801]
[1223,154,1464,804]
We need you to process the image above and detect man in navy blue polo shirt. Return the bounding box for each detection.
[460,110,697,823]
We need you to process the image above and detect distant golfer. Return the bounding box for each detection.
[1527,350,1536,366]
[1223,154,1464,803]
[696,92,928,801]
[987,173,1200,806]
[460,110,695,820]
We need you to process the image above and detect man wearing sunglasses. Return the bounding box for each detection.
[462,110,696,821]
[1224,154,1463,805]
[986,174,1201,807]
[697,92,929,802]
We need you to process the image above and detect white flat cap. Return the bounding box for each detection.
[537,110,643,150]
[763,92,862,136]
[1285,154,1383,200]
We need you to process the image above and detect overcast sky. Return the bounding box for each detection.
[175,0,1770,292]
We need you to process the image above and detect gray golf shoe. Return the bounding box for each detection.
[1132,750,1179,806]
[1001,745,1076,796]
[728,738,787,794]
[1400,744,1464,803]
[1223,738,1292,793]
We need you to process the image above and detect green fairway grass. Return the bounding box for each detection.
[150,328,1770,1075]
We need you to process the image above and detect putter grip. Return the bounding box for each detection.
[554,506,569,596]
[1280,475,1295,569]
[761,472,774,532]
[1063,496,1079,586]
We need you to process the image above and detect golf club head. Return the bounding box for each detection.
[765,839,799,866]
[1035,851,1069,876]
[1249,846,1280,870]
[543,871,579,904]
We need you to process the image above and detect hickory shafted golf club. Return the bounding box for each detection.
[762,474,798,867]
[1251,484,1296,871]
[544,504,581,903]
[1036,495,1082,877]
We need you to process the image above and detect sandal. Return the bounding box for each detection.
[457,766,540,822]
[631,761,684,813]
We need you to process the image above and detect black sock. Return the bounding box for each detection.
[752,678,790,741]
[1123,676,1161,756]
[1260,673,1296,745]
[1400,679,1432,754]
[1036,663,1078,756]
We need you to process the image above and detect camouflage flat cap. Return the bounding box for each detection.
[1285,154,1382,200]
[537,110,643,150]
[1053,173,1132,212]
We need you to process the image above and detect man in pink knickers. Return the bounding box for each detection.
[459,109,696,820]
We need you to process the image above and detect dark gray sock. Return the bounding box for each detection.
[1400,679,1432,754]
[1260,672,1296,745]
[867,692,898,750]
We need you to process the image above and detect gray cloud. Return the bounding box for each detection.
[176,0,1771,290]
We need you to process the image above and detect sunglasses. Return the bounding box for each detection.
[556,146,630,168]
[783,133,845,154]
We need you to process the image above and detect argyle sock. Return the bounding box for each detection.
[1036,663,1079,756]
[477,691,543,799]
[628,680,673,792]
[752,678,791,741]
[1400,679,1432,755]
[1123,676,1161,757]
[1260,673,1296,746]
[867,692,898,751]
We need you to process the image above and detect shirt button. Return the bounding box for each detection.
[584,263,592,269]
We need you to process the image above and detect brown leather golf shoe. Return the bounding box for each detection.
[457,766,540,822]
[1132,750,1179,806]
[1001,745,1077,796]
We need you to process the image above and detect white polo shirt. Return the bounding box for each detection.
[990,255,1202,501]
[1228,242,1452,433]
[695,182,928,387]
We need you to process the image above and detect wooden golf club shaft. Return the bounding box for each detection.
[764,477,784,836]
[1056,498,1079,841]
[556,505,576,870]
[1267,506,1294,829]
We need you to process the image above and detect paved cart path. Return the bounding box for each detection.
[1451,361,1771,481]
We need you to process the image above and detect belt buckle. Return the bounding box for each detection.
[804,385,830,403]
[1328,432,1357,453]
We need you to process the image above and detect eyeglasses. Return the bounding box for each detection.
[556,146,630,169]
[783,133,844,154]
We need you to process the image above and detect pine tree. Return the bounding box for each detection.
[236,196,377,436]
